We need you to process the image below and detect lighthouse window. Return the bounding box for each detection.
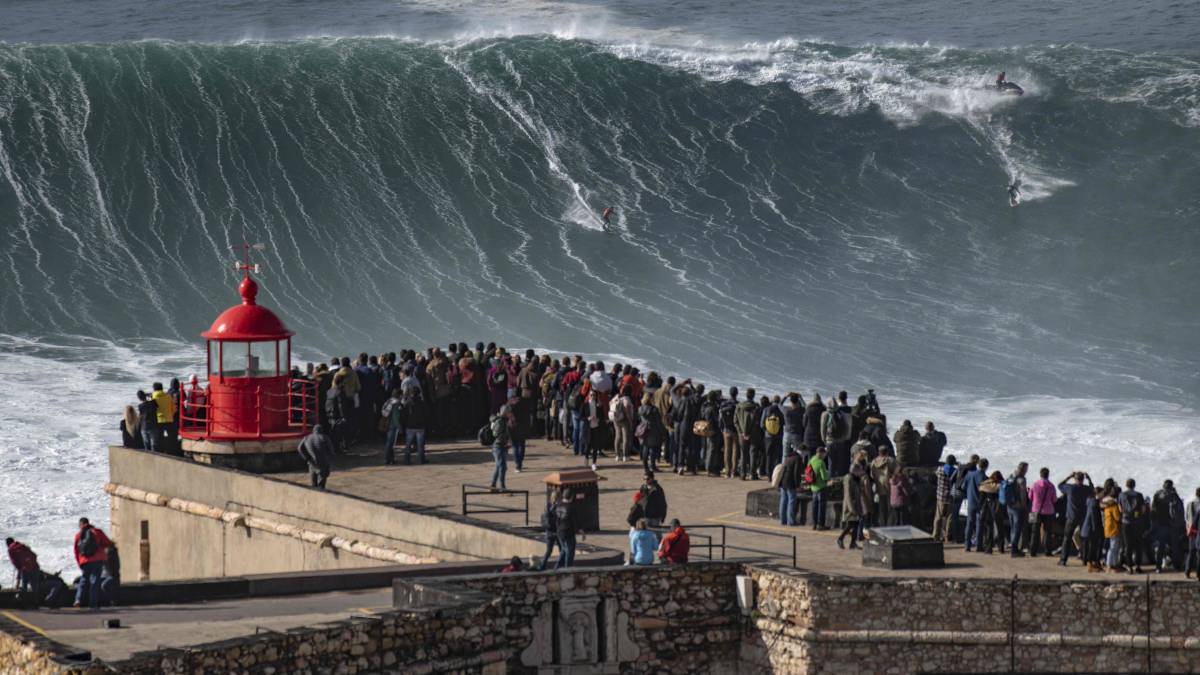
[248,340,279,377]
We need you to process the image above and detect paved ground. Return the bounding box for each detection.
[3,588,392,662]
[281,436,1195,583]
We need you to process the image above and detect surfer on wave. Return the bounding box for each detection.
[1007,180,1022,208]
[995,71,1024,95]
[601,206,614,229]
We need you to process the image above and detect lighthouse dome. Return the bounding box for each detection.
[201,275,294,340]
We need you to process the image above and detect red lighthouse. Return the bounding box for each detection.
[180,251,315,467]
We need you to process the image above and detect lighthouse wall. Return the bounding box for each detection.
[106,446,546,581]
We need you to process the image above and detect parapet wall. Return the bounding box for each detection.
[107,446,546,581]
[10,562,1200,673]
[745,566,1200,673]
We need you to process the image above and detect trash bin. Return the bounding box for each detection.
[544,469,600,532]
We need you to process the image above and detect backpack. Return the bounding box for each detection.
[477,423,495,447]
[719,403,736,429]
[635,421,649,440]
[950,467,970,500]
[764,412,782,436]
[823,409,846,439]
[566,383,584,412]
[490,414,507,439]
[78,527,98,558]
[613,399,629,424]
[539,503,557,531]
[770,462,785,488]
[1000,479,1019,506]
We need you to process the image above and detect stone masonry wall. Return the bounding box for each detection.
[448,561,743,673]
[744,564,1200,674]
[9,563,1200,674]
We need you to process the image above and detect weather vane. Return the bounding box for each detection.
[231,241,266,276]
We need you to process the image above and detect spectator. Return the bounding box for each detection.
[658,519,689,564]
[151,382,177,453]
[1118,478,1147,574]
[555,488,582,569]
[869,447,898,527]
[1057,472,1094,565]
[489,405,513,491]
[136,390,159,452]
[975,471,1003,554]
[6,537,40,608]
[837,460,871,550]
[1028,467,1057,556]
[73,518,112,610]
[777,447,802,527]
[402,391,430,466]
[120,405,142,449]
[917,421,947,466]
[536,490,560,571]
[932,455,957,542]
[1102,488,1124,572]
[630,519,657,565]
[947,454,979,544]
[892,419,920,467]
[501,556,526,573]
[1186,487,1200,579]
[640,473,668,528]
[808,446,831,531]
[963,458,988,551]
[1080,486,1105,573]
[382,389,403,466]
[1005,462,1031,557]
[889,468,914,526]
[297,424,334,489]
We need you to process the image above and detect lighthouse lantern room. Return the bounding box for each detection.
[180,250,315,443]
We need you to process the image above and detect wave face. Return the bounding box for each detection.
[0,36,1198,402]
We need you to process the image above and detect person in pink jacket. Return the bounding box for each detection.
[1028,467,1058,556]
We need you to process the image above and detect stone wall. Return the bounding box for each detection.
[744,565,1200,673]
[443,561,743,672]
[9,563,1200,674]
[0,615,102,674]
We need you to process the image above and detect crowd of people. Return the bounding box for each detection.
[929,456,1200,575]
[6,518,120,610]
[112,343,1200,579]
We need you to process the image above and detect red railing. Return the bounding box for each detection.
[179,378,318,440]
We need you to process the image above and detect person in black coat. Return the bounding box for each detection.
[802,394,827,451]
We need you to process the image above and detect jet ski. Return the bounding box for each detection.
[997,81,1024,96]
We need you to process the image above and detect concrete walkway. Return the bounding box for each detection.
[280,436,1197,583]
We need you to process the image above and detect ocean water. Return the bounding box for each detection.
[0,0,1197,576]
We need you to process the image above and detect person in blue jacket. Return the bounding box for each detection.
[963,458,989,551]
[629,519,657,565]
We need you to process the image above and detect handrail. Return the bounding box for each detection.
[684,524,798,567]
[179,378,318,440]
[461,484,530,526]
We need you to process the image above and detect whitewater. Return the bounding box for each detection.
[1,7,1198,575]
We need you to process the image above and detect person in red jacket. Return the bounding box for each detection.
[73,518,111,609]
[6,537,41,607]
[658,519,690,564]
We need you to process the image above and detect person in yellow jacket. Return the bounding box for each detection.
[151,382,177,452]
[1101,490,1123,572]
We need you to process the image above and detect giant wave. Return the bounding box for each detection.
[2,35,1199,573]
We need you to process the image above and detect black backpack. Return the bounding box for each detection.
[824,409,847,439]
[539,503,558,531]
[477,423,495,447]
[78,527,98,558]
[950,467,971,499]
[566,383,584,412]
[719,402,736,429]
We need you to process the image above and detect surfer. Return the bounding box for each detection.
[601,207,614,228]
[1007,181,1021,208]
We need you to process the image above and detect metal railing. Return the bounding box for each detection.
[179,378,318,440]
[461,484,530,526]
[682,523,798,567]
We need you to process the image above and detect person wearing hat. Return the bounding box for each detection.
[932,454,958,541]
